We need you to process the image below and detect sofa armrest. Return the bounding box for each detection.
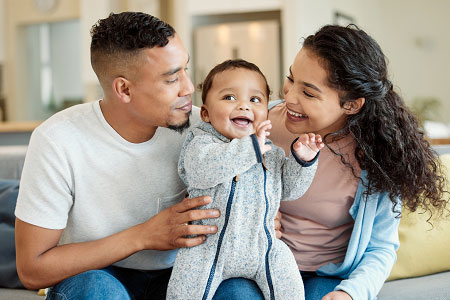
[0,146,28,180]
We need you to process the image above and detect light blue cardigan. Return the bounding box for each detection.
[317,170,400,300]
[269,100,400,300]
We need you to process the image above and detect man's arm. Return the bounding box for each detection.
[16,196,219,290]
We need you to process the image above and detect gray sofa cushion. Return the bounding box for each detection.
[0,180,23,289]
[0,288,38,299]
[0,146,27,180]
[378,271,450,300]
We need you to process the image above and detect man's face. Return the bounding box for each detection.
[127,34,194,131]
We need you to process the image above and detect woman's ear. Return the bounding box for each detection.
[112,77,131,104]
[343,97,365,115]
[200,105,210,122]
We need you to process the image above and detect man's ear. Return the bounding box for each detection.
[343,97,365,115]
[112,77,131,104]
[200,105,210,122]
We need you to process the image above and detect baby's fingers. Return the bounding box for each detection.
[312,135,324,151]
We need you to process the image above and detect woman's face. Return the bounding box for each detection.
[283,48,349,137]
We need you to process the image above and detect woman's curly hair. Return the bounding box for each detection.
[303,25,447,215]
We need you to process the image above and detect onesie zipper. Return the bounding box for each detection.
[202,176,238,300]
[263,167,275,300]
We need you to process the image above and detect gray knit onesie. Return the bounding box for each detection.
[167,121,318,300]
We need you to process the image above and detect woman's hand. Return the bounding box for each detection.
[274,210,283,239]
[322,291,353,300]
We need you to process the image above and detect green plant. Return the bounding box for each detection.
[409,97,441,127]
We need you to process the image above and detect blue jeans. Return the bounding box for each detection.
[46,266,264,300]
[301,271,341,300]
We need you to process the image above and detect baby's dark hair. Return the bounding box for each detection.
[90,12,175,80]
[200,59,271,104]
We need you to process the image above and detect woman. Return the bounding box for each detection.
[270,25,447,300]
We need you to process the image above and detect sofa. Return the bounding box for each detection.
[1,144,450,300]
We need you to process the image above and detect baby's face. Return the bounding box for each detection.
[201,68,268,140]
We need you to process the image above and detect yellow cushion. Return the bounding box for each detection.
[388,154,450,281]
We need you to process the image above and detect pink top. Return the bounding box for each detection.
[269,102,361,271]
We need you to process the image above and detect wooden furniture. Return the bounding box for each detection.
[0,121,41,146]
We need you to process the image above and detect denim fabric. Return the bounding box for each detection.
[301,271,341,300]
[46,266,171,300]
[213,278,264,300]
[46,266,263,300]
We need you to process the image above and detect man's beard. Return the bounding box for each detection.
[167,111,191,134]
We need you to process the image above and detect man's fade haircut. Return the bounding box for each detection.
[200,59,271,104]
[90,12,175,81]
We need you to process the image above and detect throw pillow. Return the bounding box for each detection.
[388,154,450,281]
[0,179,24,288]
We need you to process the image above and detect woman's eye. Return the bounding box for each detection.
[224,95,236,101]
[286,75,294,83]
[250,97,261,103]
[303,91,314,98]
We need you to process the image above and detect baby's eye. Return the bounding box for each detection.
[224,95,236,101]
[250,97,261,103]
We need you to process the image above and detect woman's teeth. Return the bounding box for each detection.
[288,109,307,118]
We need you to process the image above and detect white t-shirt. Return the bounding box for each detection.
[15,100,200,270]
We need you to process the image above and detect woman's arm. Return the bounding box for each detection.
[334,194,400,300]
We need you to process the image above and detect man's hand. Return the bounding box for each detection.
[322,291,353,300]
[292,133,324,162]
[137,196,220,250]
[15,196,220,290]
[255,120,272,155]
[274,210,283,239]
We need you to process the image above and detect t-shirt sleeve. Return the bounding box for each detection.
[15,127,73,229]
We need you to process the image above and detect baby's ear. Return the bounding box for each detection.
[200,105,210,122]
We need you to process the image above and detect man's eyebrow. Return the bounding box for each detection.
[162,55,190,76]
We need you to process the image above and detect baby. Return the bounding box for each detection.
[167,59,323,300]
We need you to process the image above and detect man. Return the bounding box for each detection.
[15,12,263,300]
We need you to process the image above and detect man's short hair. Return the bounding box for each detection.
[90,12,175,83]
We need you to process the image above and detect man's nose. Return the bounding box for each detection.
[179,72,194,97]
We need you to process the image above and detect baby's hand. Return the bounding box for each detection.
[255,120,272,155]
[292,133,324,162]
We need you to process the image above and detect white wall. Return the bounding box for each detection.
[281,0,383,78]
[377,0,450,122]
